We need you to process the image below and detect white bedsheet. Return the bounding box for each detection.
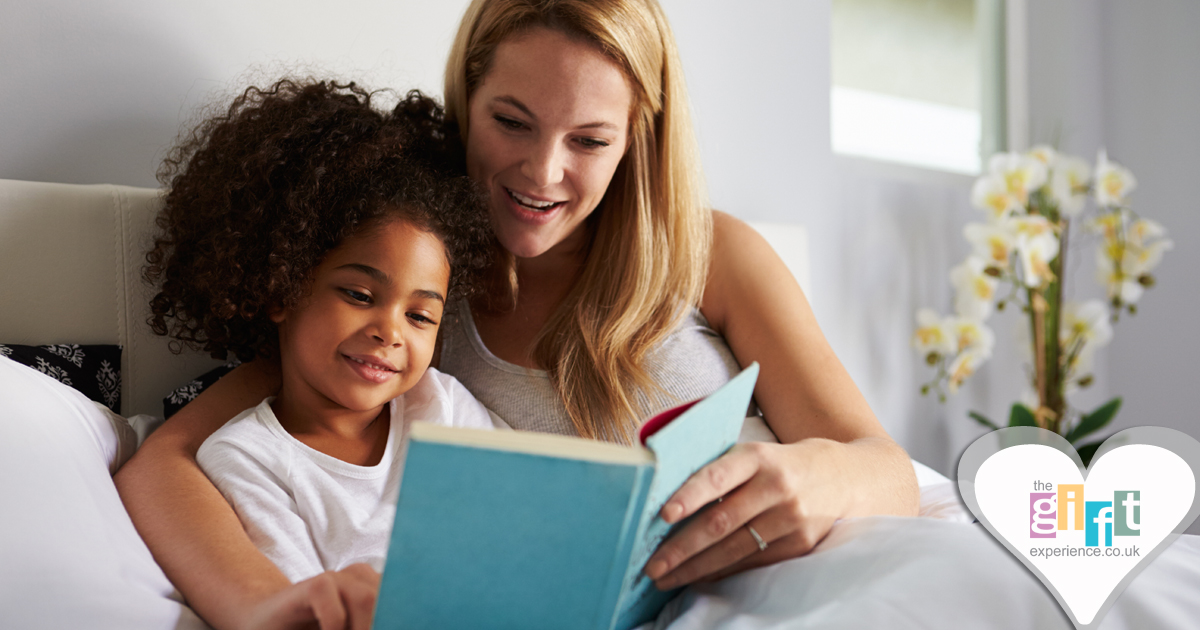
[653,515,1200,630]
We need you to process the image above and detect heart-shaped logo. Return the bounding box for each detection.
[958,427,1200,629]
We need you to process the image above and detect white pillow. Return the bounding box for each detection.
[0,357,208,629]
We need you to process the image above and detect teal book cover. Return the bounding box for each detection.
[372,363,759,630]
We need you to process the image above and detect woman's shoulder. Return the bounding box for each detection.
[701,210,779,331]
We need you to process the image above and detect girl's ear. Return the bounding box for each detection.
[268,305,287,324]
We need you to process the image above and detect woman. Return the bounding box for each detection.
[116,1,919,627]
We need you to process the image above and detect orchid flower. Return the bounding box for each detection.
[912,309,957,358]
[1011,215,1060,288]
[950,256,999,320]
[1094,150,1137,207]
[964,221,1015,272]
[1050,156,1092,217]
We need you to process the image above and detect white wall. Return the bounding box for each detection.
[0,0,477,188]
[0,0,831,220]
[0,0,835,321]
[1099,2,1200,443]
[1026,0,1200,444]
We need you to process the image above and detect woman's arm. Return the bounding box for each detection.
[644,211,920,589]
[115,361,380,629]
[114,361,283,628]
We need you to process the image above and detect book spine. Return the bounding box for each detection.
[594,463,655,630]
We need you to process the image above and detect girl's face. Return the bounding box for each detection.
[271,217,450,415]
[465,27,633,261]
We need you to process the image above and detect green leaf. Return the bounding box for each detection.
[1008,403,1038,427]
[1066,397,1122,444]
[1077,440,1105,467]
[969,410,1000,430]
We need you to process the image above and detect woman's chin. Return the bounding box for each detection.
[496,232,557,261]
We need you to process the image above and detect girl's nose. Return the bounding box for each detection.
[371,313,404,347]
[521,138,565,188]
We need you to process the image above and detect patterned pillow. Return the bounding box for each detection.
[0,344,122,412]
[163,358,242,419]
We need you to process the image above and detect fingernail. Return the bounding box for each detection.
[645,559,667,580]
[662,501,682,522]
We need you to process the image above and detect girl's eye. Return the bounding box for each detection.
[343,289,371,303]
[408,313,438,326]
[494,115,526,131]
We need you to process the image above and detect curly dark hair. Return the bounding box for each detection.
[145,79,494,362]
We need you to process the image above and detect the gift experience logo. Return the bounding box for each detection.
[1029,482,1141,553]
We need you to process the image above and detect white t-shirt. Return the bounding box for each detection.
[196,367,500,582]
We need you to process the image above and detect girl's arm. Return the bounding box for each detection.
[644,211,920,588]
[114,361,382,630]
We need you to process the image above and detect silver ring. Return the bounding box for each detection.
[746,524,768,552]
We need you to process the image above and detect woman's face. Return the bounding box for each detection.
[466,27,633,261]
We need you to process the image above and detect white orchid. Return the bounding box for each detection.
[1090,209,1173,305]
[945,317,995,393]
[1094,150,1137,207]
[919,146,1168,435]
[950,257,999,320]
[989,152,1049,204]
[912,309,957,357]
[1050,155,1092,217]
[1027,144,1058,167]
[950,316,995,356]
[947,349,987,393]
[1094,247,1146,304]
[1129,239,1174,276]
[1011,215,1060,288]
[1060,300,1113,382]
[964,221,1016,271]
[970,175,1021,219]
[1088,208,1127,242]
[1128,217,1168,248]
[1061,300,1114,349]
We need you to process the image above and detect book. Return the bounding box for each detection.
[371,362,760,630]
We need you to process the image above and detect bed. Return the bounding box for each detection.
[1,178,1196,629]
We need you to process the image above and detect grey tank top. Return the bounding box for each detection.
[438,301,743,436]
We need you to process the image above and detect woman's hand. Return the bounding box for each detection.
[243,564,381,630]
[644,436,912,590]
[651,211,918,589]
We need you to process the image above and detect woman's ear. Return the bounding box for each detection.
[268,305,287,324]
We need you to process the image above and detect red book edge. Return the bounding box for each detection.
[638,399,700,445]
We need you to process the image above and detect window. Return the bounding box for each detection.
[831,0,1005,174]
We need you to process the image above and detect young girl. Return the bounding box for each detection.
[144,79,501,583]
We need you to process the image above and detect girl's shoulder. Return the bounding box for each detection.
[400,367,502,431]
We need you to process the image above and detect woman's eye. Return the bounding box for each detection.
[494,115,525,131]
[578,137,611,149]
[343,289,371,303]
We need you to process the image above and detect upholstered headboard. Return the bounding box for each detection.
[0,178,812,418]
[0,178,225,417]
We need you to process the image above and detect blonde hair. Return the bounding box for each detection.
[445,0,711,442]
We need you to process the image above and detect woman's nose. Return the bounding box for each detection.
[521,138,565,188]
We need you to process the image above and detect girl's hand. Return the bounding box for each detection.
[244,564,381,630]
[643,437,908,590]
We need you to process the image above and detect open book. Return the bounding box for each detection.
[372,363,759,630]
